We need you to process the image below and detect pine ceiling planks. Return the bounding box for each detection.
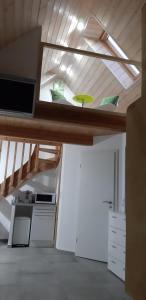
[4,0,15,44]
[0,0,144,112]
[30,0,41,28]
[14,0,25,37]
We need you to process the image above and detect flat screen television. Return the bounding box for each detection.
[0,74,36,116]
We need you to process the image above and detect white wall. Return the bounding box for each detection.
[56,145,81,252]
[0,27,41,80]
[56,133,126,252]
[19,168,58,194]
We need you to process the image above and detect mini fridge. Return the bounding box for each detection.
[12,217,31,246]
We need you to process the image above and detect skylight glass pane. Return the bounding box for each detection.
[107,36,140,76]
[108,36,128,59]
[85,38,134,89]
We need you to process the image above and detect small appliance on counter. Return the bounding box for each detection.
[13,190,34,205]
[35,193,56,204]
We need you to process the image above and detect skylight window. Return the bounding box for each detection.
[107,35,140,76]
[74,52,83,61]
[77,21,85,31]
[68,16,78,34]
[66,66,73,77]
[60,65,66,72]
[85,38,135,89]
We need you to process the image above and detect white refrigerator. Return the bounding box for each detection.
[13,217,31,246]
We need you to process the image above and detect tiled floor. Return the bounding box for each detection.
[0,244,132,300]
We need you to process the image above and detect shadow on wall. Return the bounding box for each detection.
[0,197,11,239]
[18,168,59,194]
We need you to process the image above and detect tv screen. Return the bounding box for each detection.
[0,74,36,115]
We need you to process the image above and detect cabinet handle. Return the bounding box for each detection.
[112,216,117,219]
[111,260,116,264]
[112,230,117,234]
[112,245,117,249]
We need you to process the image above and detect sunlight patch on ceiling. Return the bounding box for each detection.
[107,36,140,76]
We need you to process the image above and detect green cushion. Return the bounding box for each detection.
[50,89,66,101]
[100,96,119,106]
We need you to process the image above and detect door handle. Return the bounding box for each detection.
[102,201,113,204]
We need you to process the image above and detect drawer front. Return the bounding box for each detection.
[33,211,55,217]
[109,228,126,247]
[33,205,56,216]
[33,205,56,212]
[109,212,126,231]
[108,256,125,281]
[30,214,55,241]
[108,241,125,264]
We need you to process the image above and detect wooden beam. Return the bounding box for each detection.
[0,136,61,146]
[39,148,59,154]
[35,102,126,132]
[0,102,126,145]
[0,115,93,145]
[126,4,146,300]
[41,42,141,67]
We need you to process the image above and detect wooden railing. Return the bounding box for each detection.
[0,141,62,197]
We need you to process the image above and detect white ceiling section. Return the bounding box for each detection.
[0,0,143,112]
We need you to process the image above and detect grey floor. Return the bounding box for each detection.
[0,243,132,300]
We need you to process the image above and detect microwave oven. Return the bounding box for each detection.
[35,193,56,204]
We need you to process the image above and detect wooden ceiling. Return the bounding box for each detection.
[0,0,144,113]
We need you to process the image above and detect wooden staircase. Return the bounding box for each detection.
[0,140,62,197]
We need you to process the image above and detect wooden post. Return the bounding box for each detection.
[2,141,10,195]
[10,142,18,187]
[18,142,25,181]
[34,144,39,172]
[126,4,146,300]
[142,5,146,101]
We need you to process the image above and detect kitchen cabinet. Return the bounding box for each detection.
[8,203,56,248]
[30,204,56,247]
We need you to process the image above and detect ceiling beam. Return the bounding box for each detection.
[41,42,141,67]
[0,103,126,146]
[0,115,93,146]
[0,136,61,146]
[35,102,126,132]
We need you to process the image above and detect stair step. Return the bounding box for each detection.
[39,148,59,154]
[39,158,57,163]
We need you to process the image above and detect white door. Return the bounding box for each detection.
[75,150,115,262]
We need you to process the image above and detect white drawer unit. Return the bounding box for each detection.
[108,241,125,264]
[108,256,125,281]
[109,212,126,231]
[108,211,126,281]
[30,204,56,247]
[109,228,126,248]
